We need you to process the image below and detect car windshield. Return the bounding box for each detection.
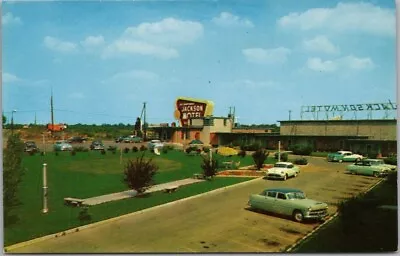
[274,163,288,168]
[286,192,306,200]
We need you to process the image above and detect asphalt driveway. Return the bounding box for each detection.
[7,157,382,253]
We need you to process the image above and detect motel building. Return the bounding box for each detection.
[149,99,397,157]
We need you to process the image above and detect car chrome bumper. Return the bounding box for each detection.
[266,174,285,179]
[304,209,329,219]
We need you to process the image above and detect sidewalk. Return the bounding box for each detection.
[82,178,205,206]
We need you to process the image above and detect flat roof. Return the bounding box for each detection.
[278,119,396,123]
[264,188,303,193]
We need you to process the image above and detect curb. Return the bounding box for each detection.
[5,176,262,252]
[285,177,385,252]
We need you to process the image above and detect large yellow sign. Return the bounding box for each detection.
[174,97,214,126]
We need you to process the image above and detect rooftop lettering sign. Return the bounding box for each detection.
[302,102,397,112]
[174,97,214,126]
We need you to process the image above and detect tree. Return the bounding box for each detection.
[201,155,218,179]
[123,153,158,194]
[252,149,269,170]
[3,134,25,226]
[2,114,6,125]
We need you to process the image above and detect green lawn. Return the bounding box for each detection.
[5,149,264,247]
[293,173,398,253]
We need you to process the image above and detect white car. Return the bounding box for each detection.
[327,151,364,162]
[148,139,164,150]
[265,162,300,181]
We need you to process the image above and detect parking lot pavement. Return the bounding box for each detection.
[8,157,383,253]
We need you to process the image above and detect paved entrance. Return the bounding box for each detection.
[82,178,205,206]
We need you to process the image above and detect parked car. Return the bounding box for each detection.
[115,136,125,143]
[327,151,364,162]
[248,188,328,222]
[90,140,105,150]
[123,135,143,143]
[346,159,391,177]
[24,141,39,153]
[148,139,164,150]
[67,136,87,143]
[265,162,300,180]
[53,141,73,151]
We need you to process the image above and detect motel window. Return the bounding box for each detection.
[204,118,214,126]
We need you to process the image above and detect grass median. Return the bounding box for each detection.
[5,149,262,247]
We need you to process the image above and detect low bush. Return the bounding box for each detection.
[55,152,59,156]
[290,144,313,156]
[294,157,308,165]
[28,151,35,156]
[238,150,246,158]
[384,157,397,165]
[100,150,106,155]
[124,147,130,154]
[132,146,139,152]
[162,147,168,154]
[241,143,261,151]
[252,149,269,170]
[73,146,86,152]
[165,145,174,151]
[185,146,198,154]
[71,150,76,156]
[107,146,117,151]
[140,145,147,151]
[274,152,288,162]
[203,146,210,153]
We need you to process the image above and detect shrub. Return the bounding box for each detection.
[294,157,308,165]
[83,148,89,152]
[55,151,59,156]
[107,146,117,151]
[123,153,158,194]
[201,156,218,179]
[241,143,261,151]
[203,146,210,153]
[132,146,138,152]
[100,150,106,155]
[238,150,246,158]
[186,146,198,154]
[40,152,45,156]
[274,152,288,162]
[124,147,130,154]
[28,151,35,156]
[252,149,269,170]
[165,145,174,151]
[384,157,397,165]
[162,147,168,154]
[290,144,313,156]
[71,150,76,156]
[73,146,86,152]
[78,207,92,223]
[140,145,147,151]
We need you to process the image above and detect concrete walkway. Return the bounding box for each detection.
[82,178,205,206]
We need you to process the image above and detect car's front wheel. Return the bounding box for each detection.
[293,210,304,222]
[373,171,380,178]
[283,174,288,181]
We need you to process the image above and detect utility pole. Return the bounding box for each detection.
[50,87,54,136]
[143,102,147,141]
[278,141,281,162]
[11,110,16,135]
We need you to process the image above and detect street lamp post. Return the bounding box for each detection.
[11,109,16,135]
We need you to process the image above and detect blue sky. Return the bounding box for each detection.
[2,0,397,125]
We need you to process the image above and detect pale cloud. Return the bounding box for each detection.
[103,17,202,59]
[123,18,204,45]
[277,2,395,37]
[307,55,374,72]
[2,12,22,25]
[110,70,159,81]
[303,35,340,54]
[307,58,338,72]
[80,35,105,48]
[102,40,178,59]
[3,72,22,83]
[212,12,254,28]
[242,47,291,64]
[44,36,77,53]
